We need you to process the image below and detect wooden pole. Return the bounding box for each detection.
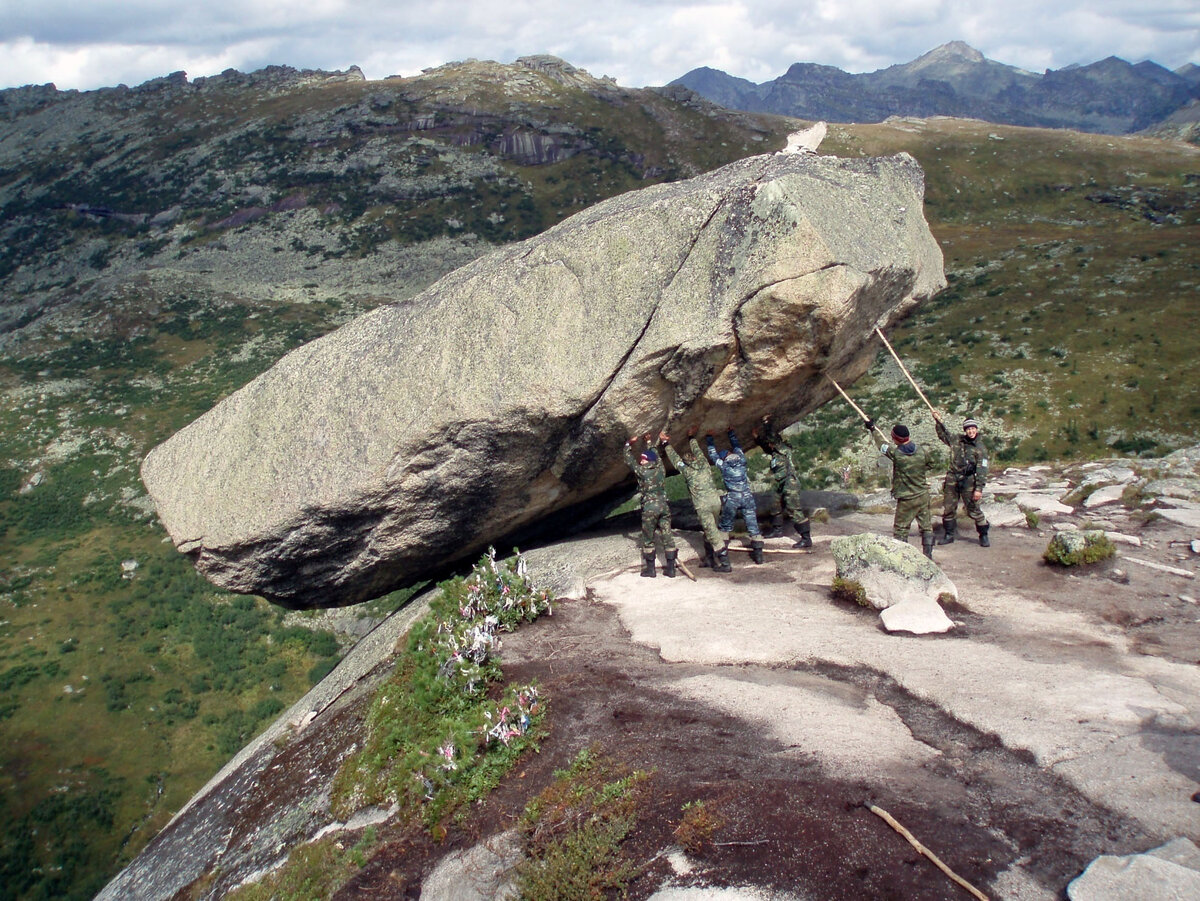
[824,373,889,444]
[868,805,989,901]
[874,328,939,417]
[677,560,698,581]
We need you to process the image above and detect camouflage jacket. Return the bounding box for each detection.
[706,432,751,495]
[664,439,721,504]
[935,419,988,491]
[882,440,940,499]
[624,442,670,512]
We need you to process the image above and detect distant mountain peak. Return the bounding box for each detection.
[922,41,986,64]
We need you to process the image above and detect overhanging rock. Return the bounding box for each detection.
[141,151,945,608]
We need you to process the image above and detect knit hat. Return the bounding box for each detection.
[641,449,658,464]
[891,424,910,440]
[962,418,979,430]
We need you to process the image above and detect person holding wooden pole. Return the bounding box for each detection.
[826,374,938,559]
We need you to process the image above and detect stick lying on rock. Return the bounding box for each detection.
[867,804,989,901]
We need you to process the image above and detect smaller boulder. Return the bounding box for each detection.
[829,534,956,634]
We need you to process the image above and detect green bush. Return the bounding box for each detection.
[1043,531,1116,566]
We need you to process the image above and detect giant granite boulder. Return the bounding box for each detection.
[142,151,945,607]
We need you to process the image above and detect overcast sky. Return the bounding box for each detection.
[1,1,1197,93]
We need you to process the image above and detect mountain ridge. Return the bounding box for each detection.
[673,41,1200,136]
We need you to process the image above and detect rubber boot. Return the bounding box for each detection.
[640,551,656,578]
[793,520,813,549]
[663,549,678,578]
[938,518,956,545]
[715,544,732,573]
[699,540,713,568]
[763,513,785,539]
[978,524,990,547]
[751,539,765,564]
[921,532,935,560]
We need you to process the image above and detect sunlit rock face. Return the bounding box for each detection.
[142,151,945,608]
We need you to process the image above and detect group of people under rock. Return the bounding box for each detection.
[623,412,989,577]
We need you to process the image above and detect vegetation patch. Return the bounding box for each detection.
[831,576,869,606]
[331,550,551,828]
[673,799,725,854]
[514,746,651,900]
[1043,531,1117,566]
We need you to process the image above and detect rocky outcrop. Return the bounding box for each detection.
[141,150,945,608]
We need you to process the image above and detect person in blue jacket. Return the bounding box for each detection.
[706,429,765,566]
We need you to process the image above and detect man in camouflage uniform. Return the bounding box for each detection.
[755,416,813,549]
[869,421,940,559]
[664,427,727,570]
[624,432,677,578]
[707,429,764,566]
[934,413,990,547]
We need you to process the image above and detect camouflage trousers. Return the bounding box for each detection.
[639,505,676,552]
[942,477,988,527]
[770,485,811,528]
[893,492,932,540]
[719,490,761,538]
[693,494,724,547]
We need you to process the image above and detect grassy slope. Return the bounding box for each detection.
[0,70,1196,898]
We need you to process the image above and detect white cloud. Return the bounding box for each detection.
[0,0,1195,91]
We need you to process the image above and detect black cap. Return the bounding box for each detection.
[892,424,910,440]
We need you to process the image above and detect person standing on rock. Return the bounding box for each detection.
[664,427,727,570]
[870,420,940,559]
[706,429,764,565]
[624,432,678,578]
[754,415,813,549]
[933,413,990,547]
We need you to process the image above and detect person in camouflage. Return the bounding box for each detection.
[869,421,940,559]
[624,432,677,578]
[664,427,727,570]
[933,413,990,547]
[754,416,813,549]
[707,429,764,566]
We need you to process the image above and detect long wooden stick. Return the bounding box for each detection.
[727,545,812,555]
[875,328,938,417]
[676,560,698,581]
[824,373,888,443]
[868,805,989,901]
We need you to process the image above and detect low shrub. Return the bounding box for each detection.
[515,746,650,900]
[1043,531,1116,566]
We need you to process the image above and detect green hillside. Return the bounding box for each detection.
[0,62,1197,898]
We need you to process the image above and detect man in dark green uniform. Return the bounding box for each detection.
[624,432,677,578]
[869,421,940,559]
[664,427,727,570]
[755,416,813,549]
[934,414,990,547]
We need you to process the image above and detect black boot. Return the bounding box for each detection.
[921,532,935,560]
[699,541,713,568]
[715,544,732,573]
[938,519,956,545]
[764,513,785,539]
[751,539,765,564]
[978,525,990,547]
[793,521,813,549]
[640,551,656,578]
[664,549,678,578]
